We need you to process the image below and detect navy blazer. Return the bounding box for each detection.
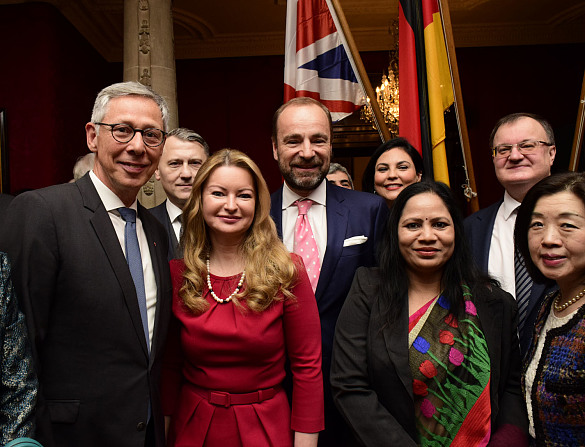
[464,200,555,356]
[270,182,388,374]
[331,267,528,446]
[149,200,180,261]
[0,174,172,447]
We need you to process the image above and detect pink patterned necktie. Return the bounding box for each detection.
[293,199,321,292]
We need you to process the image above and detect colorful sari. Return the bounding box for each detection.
[409,286,491,447]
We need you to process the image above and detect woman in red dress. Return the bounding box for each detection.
[162,149,324,447]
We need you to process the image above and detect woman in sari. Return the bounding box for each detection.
[330,181,528,446]
[515,172,585,445]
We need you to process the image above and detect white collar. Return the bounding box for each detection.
[165,200,183,223]
[89,170,137,212]
[502,190,521,220]
[281,179,327,209]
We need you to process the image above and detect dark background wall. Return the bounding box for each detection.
[1,2,583,210]
[457,43,583,208]
[0,2,120,193]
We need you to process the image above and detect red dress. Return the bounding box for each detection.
[162,255,324,446]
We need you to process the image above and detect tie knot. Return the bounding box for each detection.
[294,199,313,216]
[118,207,137,223]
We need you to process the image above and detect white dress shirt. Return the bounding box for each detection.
[90,171,157,346]
[281,180,327,265]
[166,200,183,242]
[488,191,520,298]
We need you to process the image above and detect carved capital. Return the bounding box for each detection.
[139,68,152,86]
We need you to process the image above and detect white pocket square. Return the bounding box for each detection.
[343,235,368,247]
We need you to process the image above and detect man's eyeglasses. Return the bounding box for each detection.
[94,123,166,148]
[492,140,553,159]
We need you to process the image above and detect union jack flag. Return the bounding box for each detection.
[284,0,366,122]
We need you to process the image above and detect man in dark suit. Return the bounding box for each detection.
[464,112,557,356]
[151,127,209,260]
[0,193,13,229]
[269,97,388,446]
[0,82,172,447]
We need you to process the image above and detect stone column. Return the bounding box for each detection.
[124,0,178,208]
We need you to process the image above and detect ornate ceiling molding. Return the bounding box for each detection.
[548,3,585,26]
[1,0,583,62]
[173,8,214,40]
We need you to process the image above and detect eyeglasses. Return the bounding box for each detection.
[492,140,553,159]
[94,122,166,148]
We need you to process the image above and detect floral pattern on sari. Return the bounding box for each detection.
[409,285,491,447]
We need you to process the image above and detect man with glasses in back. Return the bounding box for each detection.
[464,113,557,356]
[0,82,172,447]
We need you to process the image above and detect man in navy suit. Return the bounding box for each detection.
[151,127,209,260]
[464,112,557,356]
[1,82,172,447]
[270,97,388,446]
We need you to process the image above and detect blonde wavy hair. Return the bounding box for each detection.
[180,148,298,314]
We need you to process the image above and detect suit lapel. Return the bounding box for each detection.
[527,282,546,319]
[271,184,349,303]
[315,183,348,302]
[379,294,414,400]
[473,287,503,409]
[78,176,150,357]
[140,204,167,364]
[478,202,501,271]
[270,188,284,239]
[165,210,180,259]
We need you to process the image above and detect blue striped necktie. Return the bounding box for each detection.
[514,244,532,335]
[118,207,150,352]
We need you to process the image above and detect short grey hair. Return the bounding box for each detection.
[489,112,555,149]
[73,153,95,180]
[91,81,170,132]
[328,162,354,189]
[167,127,210,156]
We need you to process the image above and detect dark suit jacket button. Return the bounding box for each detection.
[136,421,146,431]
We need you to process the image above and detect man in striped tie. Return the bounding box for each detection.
[464,113,558,356]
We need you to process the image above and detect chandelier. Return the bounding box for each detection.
[361,19,400,136]
[361,52,399,136]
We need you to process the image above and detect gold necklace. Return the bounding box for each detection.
[554,287,585,312]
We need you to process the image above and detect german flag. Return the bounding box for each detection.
[399,0,454,185]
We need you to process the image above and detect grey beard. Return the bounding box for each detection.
[281,168,326,192]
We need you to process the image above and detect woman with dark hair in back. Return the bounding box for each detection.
[331,181,528,446]
[515,172,585,446]
[361,137,423,208]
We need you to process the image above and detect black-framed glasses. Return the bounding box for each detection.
[94,122,166,148]
[492,140,553,159]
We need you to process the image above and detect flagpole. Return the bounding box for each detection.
[569,69,585,171]
[328,0,391,143]
[437,0,479,212]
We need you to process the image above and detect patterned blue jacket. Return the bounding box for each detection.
[0,252,37,444]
